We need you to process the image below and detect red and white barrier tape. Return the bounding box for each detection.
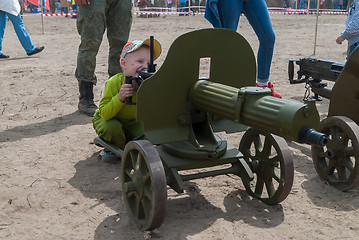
[42,13,78,16]
[139,6,205,11]
[268,7,347,14]
[269,10,348,14]
[134,11,204,15]
[42,11,204,16]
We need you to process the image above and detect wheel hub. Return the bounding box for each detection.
[124,170,144,199]
[250,159,261,172]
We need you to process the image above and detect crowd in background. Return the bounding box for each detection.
[16,0,354,14]
[18,0,77,14]
[284,0,351,9]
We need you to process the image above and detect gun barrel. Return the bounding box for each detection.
[190,80,322,143]
[298,127,328,146]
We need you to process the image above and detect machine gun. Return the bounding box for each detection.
[94,29,328,231]
[288,50,359,194]
[288,58,345,100]
[125,36,157,105]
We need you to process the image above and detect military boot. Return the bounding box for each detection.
[78,81,98,116]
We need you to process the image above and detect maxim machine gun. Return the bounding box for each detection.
[288,52,359,192]
[288,57,344,100]
[94,29,328,231]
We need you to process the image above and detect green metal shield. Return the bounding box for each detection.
[329,47,359,124]
[137,28,256,144]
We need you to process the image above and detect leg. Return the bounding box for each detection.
[179,2,186,15]
[122,119,144,142]
[106,0,132,77]
[50,0,56,14]
[243,0,280,98]
[6,13,36,54]
[216,0,243,31]
[243,0,275,83]
[0,11,7,55]
[75,0,106,115]
[92,114,127,149]
[75,1,106,84]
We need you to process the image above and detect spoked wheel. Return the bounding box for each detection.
[312,116,359,191]
[239,128,294,205]
[121,140,167,230]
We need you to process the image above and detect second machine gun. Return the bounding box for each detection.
[287,51,359,193]
[288,57,345,100]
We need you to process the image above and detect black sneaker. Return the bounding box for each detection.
[27,46,44,56]
[0,54,9,58]
[102,149,120,163]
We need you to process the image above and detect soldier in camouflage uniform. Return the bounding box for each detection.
[75,0,132,116]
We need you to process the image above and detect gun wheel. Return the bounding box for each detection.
[312,116,359,190]
[239,128,294,205]
[121,140,167,230]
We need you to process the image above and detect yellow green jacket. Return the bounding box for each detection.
[94,73,137,121]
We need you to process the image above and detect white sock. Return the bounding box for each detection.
[256,81,268,87]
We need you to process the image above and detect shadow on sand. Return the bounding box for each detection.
[68,154,285,239]
[0,111,91,143]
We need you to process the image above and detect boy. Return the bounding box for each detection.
[92,38,162,162]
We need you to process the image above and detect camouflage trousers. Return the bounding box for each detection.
[75,0,132,85]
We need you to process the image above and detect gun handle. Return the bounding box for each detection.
[288,60,294,82]
[125,76,134,105]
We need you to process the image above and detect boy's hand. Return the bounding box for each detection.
[118,84,134,103]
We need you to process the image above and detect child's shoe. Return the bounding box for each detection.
[102,149,120,163]
[256,81,282,98]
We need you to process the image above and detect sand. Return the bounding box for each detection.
[1,12,358,240]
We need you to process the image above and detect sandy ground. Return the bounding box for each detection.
[1,12,359,240]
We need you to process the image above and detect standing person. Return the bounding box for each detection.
[179,0,186,15]
[49,0,56,13]
[284,0,290,8]
[60,0,68,14]
[0,0,44,59]
[292,0,297,8]
[299,0,307,11]
[75,0,132,116]
[204,0,282,98]
[167,0,172,11]
[336,0,359,55]
[41,0,47,13]
[333,0,342,9]
[309,0,316,9]
[18,0,24,15]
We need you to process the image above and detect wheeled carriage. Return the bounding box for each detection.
[94,29,327,230]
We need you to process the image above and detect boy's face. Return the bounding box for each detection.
[120,46,151,77]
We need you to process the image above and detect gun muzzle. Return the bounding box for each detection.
[298,127,328,146]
